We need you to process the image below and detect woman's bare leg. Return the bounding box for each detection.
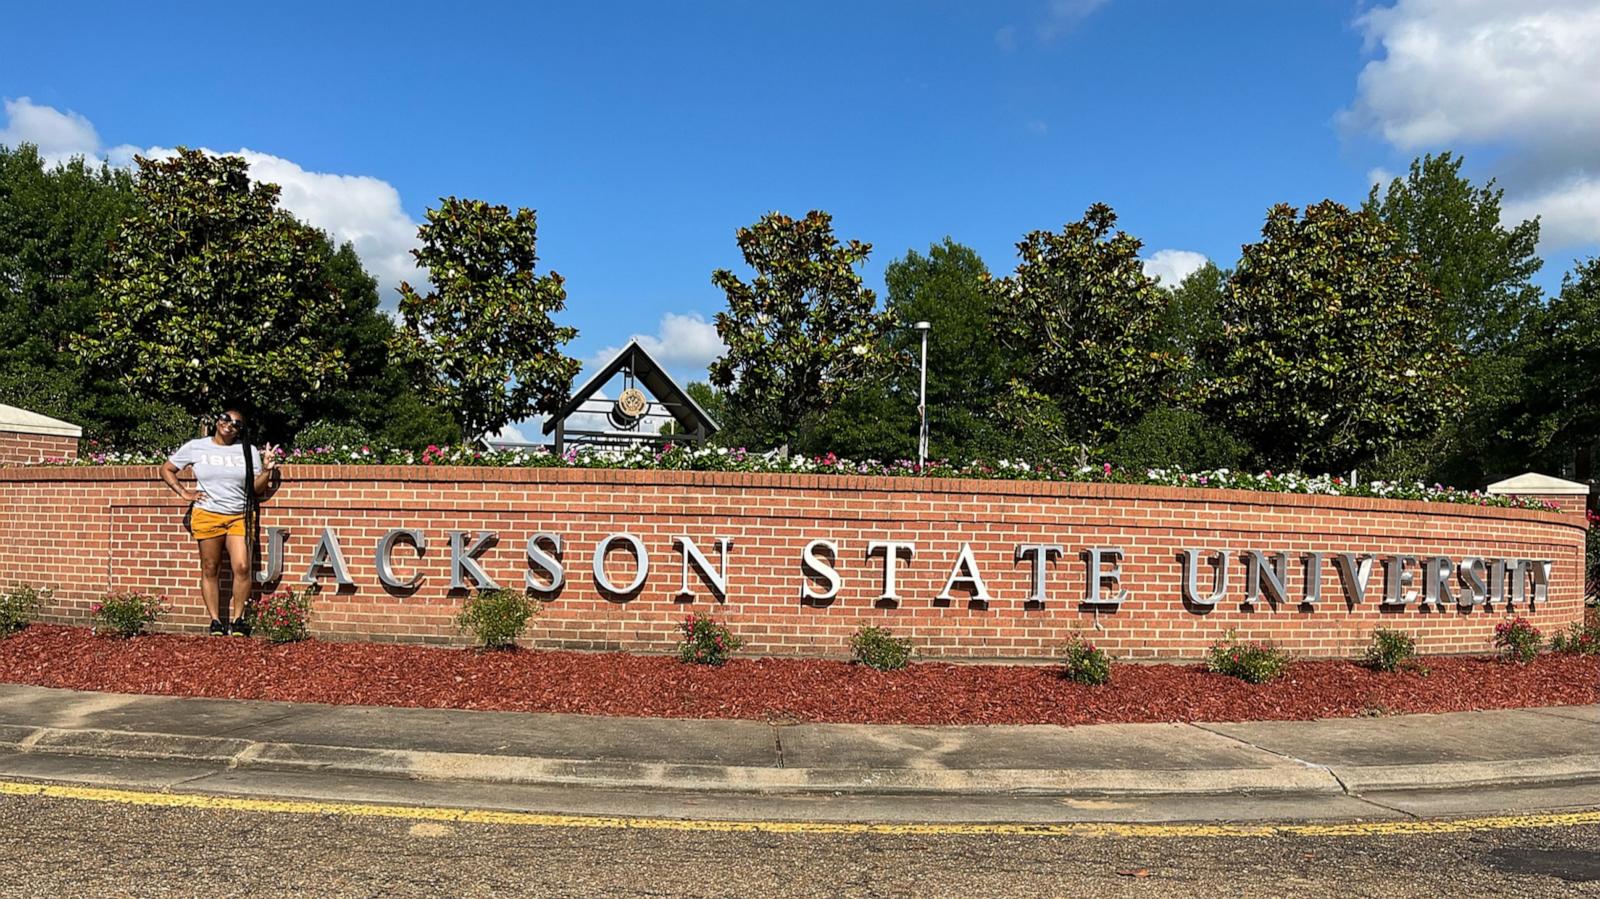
[224,532,252,623]
[197,537,224,622]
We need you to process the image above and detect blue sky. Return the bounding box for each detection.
[5,1,1600,438]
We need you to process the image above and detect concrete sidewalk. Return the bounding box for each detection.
[0,683,1595,802]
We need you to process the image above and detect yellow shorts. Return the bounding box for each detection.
[190,507,245,540]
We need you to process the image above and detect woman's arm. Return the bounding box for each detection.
[252,444,279,496]
[159,461,203,504]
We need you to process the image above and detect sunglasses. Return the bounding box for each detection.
[216,415,245,427]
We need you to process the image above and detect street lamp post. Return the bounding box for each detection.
[914,320,930,471]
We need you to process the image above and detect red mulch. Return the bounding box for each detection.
[1,625,1595,726]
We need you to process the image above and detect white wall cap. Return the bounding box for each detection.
[0,404,82,438]
[1485,472,1590,496]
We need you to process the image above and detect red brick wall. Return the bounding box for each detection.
[0,432,78,465]
[0,465,1586,660]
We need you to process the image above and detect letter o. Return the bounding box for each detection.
[593,533,649,594]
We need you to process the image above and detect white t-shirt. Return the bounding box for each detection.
[167,438,264,515]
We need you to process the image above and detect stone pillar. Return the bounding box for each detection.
[1486,472,1591,515]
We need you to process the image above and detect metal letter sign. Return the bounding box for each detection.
[302,528,353,587]
[376,528,427,589]
[248,521,1557,615]
[593,533,649,594]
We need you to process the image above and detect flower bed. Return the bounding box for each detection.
[46,444,1560,511]
[0,625,1594,726]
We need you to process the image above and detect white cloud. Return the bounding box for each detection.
[996,0,1108,50]
[1037,0,1110,40]
[589,312,725,380]
[1344,1,1600,249]
[1368,167,1395,189]
[1502,174,1600,249]
[232,150,420,300]
[0,97,101,166]
[490,423,529,445]
[1142,249,1208,288]
[0,98,422,302]
[1345,0,1600,150]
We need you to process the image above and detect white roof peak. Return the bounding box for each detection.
[1485,472,1589,496]
[0,404,82,438]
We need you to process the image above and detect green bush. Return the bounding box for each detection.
[850,625,913,671]
[92,591,167,637]
[677,613,742,666]
[455,589,539,649]
[0,585,49,636]
[1363,628,1417,673]
[1549,621,1599,656]
[1100,407,1247,472]
[1059,635,1112,685]
[1492,617,1541,663]
[1206,632,1290,683]
[248,587,314,643]
[294,419,371,451]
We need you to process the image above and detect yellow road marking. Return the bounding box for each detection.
[2,778,1598,838]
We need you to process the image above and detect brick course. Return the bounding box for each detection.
[0,464,1586,660]
[0,432,78,465]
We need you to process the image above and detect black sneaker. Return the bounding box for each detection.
[209,619,227,637]
[230,617,252,638]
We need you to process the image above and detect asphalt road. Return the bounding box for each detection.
[3,791,1599,898]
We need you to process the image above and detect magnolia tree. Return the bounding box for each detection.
[1206,201,1460,472]
[708,210,893,449]
[988,204,1185,453]
[392,197,580,441]
[75,149,347,426]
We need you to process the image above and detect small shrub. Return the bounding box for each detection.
[1206,631,1290,684]
[1059,635,1112,685]
[0,585,49,636]
[455,588,539,649]
[92,591,167,637]
[1549,621,1600,656]
[294,419,371,451]
[248,587,314,643]
[1363,628,1417,673]
[677,612,742,666]
[1492,616,1542,663]
[851,625,913,671]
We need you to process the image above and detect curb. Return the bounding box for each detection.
[3,723,1598,799]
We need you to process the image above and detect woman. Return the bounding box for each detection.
[159,409,279,636]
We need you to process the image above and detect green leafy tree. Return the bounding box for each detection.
[881,239,1011,460]
[1365,153,1546,485]
[791,239,1006,461]
[285,239,459,448]
[708,210,892,449]
[1365,152,1542,352]
[393,197,580,441]
[988,204,1185,453]
[661,381,727,438]
[1159,262,1228,395]
[0,143,190,448]
[74,149,347,437]
[1206,201,1460,472]
[1518,258,1600,484]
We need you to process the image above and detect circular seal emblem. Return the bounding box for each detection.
[609,388,650,428]
[617,388,648,419]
